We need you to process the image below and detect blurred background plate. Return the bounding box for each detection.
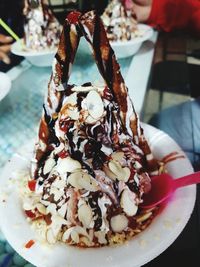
[11,40,56,67]
[79,24,154,59]
[111,24,154,59]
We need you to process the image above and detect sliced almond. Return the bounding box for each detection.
[51,188,63,202]
[67,108,79,120]
[35,203,47,215]
[71,230,80,244]
[67,171,83,189]
[46,203,57,215]
[108,160,121,177]
[72,85,96,92]
[111,152,124,162]
[62,227,73,242]
[86,90,104,119]
[120,189,138,216]
[57,202,68,218]
[78,203,93,228]
[68,172,98,192]
[65,92,77,105]
[94,231,107,245]
[57,157,81,174]
[79,173,99,192]
[85,115,98,124]
[108,160,130,182]
[121,167,131,182]
[46,229,56,244]
[43,158,56,175]
[103,165,116,180]
[62,226,89,243]
[110,214,128,233]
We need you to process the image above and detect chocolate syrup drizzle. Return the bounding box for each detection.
[33,10,159,184]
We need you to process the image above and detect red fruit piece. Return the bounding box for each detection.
[67,11,81,24]
[28,180,37,191]
[25,210,36,219]
[58,149,69,159]
[25,240,35,249]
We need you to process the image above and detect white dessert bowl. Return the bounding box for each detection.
[110,24,154,59]
[11,39,56,67]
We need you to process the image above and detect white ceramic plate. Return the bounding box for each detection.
[111,24,154,59]
[0,124,196,267]
[0,72,11,101]
[11,40,56,67]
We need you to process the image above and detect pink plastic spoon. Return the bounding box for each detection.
[141,171,200,209]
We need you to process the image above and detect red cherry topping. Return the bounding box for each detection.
[28,180,37,191]
[67,11,81,24]
[25,210,36,219]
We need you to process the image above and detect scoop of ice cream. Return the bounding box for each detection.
[101,0,140,41]
[20,11,159,248]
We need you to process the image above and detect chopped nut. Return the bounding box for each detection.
[120,189,138,216]
[46,203,57,215]
[62,226,89,243]
[57,202,68,218]
[85,115,98,124]
[111,151,124,162]
[78,203,93,228]
[86,90,104,119]
[71,230,80,243]
[67,171,99,192]
[136,212,152,223]
[67,171,83,189]
[57,157,81,174]
[103,165,116,180]
[94,231,107,245]
[35,203,47,215]
[108,160,130,182]
[79,173,99,192]
[46,229,56,244]
[110,214,128,233]
[67,108,79,120]
[43,158,56,175]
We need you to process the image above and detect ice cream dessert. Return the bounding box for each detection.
[101,0,141,42]
[20,11,160,247]
[23,0,61,51]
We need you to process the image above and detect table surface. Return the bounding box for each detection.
[0,33,159,267]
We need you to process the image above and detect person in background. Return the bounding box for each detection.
[0,34,13,64]
[124,0,200,170]
[124,0,200,37]
[0,0,25,70]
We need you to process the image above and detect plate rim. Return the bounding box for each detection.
[11,39,57,57]
[0,123,196,267]
[111,24,154,47]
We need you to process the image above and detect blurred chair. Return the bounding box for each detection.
[47,0,108,23]
[150,31,200,111]
[47,0,79,23]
